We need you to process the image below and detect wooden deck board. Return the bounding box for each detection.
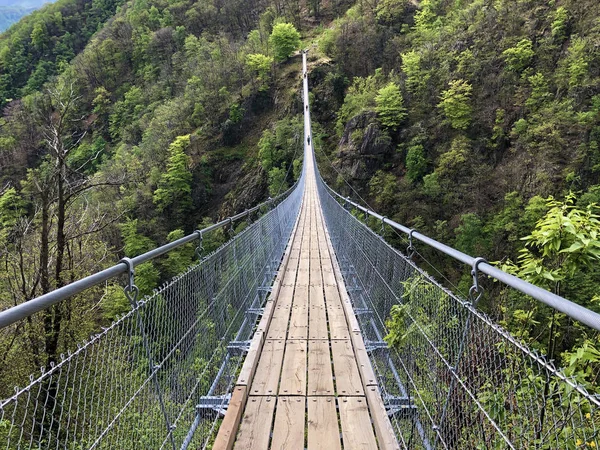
[278,339,307,396]
[270,397,305,450]
[234,396,276,450]
[307,397,341,450]
[331,340,364,396]
[307,340,334,396]
[250,340,285,396]
[339,397,378,449]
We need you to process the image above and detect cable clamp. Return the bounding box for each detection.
[380,216,388,236]
[120,257,139,306]
[469,257,487,305]
[194,230,204,260]
[407,229,416,258]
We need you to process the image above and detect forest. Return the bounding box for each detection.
[0,0,598,441]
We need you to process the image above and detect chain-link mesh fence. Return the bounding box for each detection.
[0,174,304,450]
[317,175,600,450]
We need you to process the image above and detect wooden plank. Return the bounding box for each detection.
[256,301,274,333]
[234,396,276,450]
[288,306,308,340]
[339,397,378,449]
[327,305,349,340]
[275,285,294,307]
[270,397,305,450]
[323,285,343,309]
[366,386,401,450]
[250,340,285,395]
[279,339,307,396]
[307,397,341,450]
[212,386,247,450]
[237,331,264,386]
[298,256,310,272]
[266,305,291,340]
[351,331,378,386]
[321,268,337,286]
[308,305,328,340]
[331,340,364,396]
[292,285,309,308]
[309,285,325,309]
[310,268,322,287]
[307,340,334,395]
[296,268,310,287]
[282,268,297,286]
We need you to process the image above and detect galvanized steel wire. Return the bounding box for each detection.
[0,173,304,450]
[316,171,600,449]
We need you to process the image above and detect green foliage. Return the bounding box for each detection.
[153,135,192,214]
[436,136,471,179]
[258,117,302,172]
[336,69,384,133]
[502,39,535,72]
[525,73,551,111]
[561,37,589,88]
[401,50,429,95]
[369,170,398,210]
[120,219,155,257]
[502,193,600,290]
[269,22,301,62]
[0,0,124,105]
[0,188,26,229]
[375,82,407,129]
[551,7,569,42]
[438,79,473,130]
[268,166,287,196]
[455,213,488,256]
[375,0,408,24]
[163,229,195,278]
[405,144,428,183]
[246,53,273,91]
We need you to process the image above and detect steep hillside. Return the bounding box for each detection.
[0,5,36,32]
[0,0,349,393]
[0,0,124,103]
[310,0,600,298]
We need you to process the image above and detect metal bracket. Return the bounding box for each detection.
[364,340,389,353]
[380,216,387,236]
[469,257,487,305]
[246,307,264,317]
[196,394,231,417]
[353,307,373,316]
[119,257,139,306]
[384,396,417,417]
[193,230,203,260]
[227,340,251,355]
[407,229,416,259]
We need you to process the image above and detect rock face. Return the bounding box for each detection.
[336,111,393,181]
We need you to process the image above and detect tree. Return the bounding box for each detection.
[502,39,535,73]
[438,79,473,130]
[246,53,273,91]
[153,135,192,215]
[375,82,407,129]
[401,50,429,96]
[405,144,428,183]
[269,22,301,62]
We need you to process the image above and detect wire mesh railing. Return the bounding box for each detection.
[0,173,304,450]
[316,173,600,450]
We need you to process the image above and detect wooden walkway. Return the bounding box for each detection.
[213,162,398,450]
[213,52,398,450]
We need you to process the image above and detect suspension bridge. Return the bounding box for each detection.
[1,51,599,449]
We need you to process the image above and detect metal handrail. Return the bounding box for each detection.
[0,179,302,330]
[318,175,600,331]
